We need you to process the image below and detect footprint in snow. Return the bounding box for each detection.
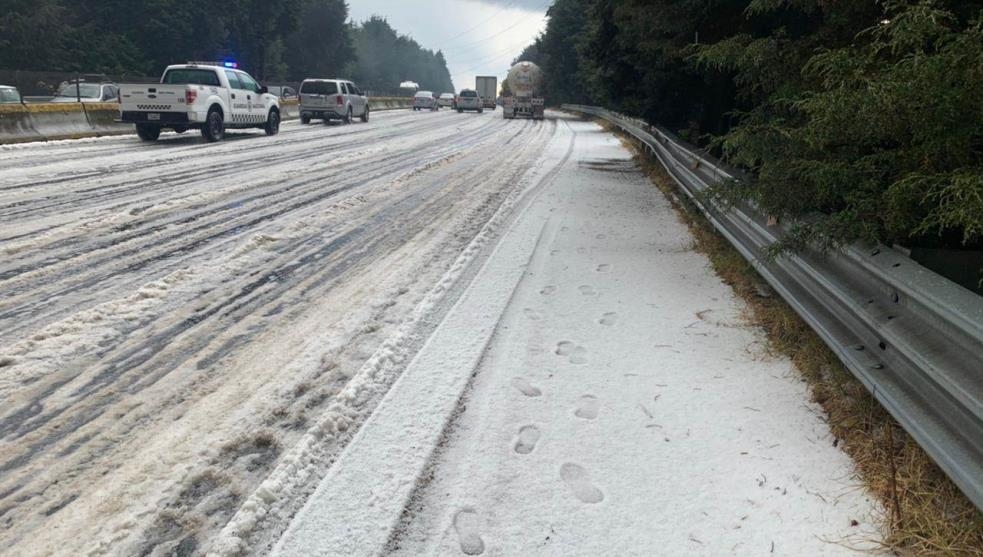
[540,285,556,296]
[514,425,541,455]
[575,395,599,420]
[560,463,604,504]
[511,377,542,397]
[596,264,611,273]
[523,308,542,321]
[555,341,588,365]
[599,312,618,326]
[579,285,597,296]
[453,509,485,555]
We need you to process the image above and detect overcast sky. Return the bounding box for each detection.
[348,0,550,92]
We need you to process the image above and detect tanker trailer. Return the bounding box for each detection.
[503,61,544,120]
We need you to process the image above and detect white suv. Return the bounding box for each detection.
[455,89,482,113]
[299,79,369,124]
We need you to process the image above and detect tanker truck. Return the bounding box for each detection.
[503,61,544,120]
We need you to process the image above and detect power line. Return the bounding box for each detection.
[438,0,551,53]
[444,36,534,65]
[453,46,530,76]
[434,0,518,45]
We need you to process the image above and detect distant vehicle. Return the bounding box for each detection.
[502,62,544,120]
[0,85,22,104]
[118,62,281,142]
[299,79,369,124]
[51,81,119,103]
[413,91,439,111]
[399,81,420,97]
[475,76,498,110]
[455,89,482,113]
[438,93,455,108]
[268,85,298,101]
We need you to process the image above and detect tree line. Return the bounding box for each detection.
[519,0,983,258]
[0,0,454,92]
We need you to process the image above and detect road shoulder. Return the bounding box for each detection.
[274,116,880,556]
[388,120,881,555]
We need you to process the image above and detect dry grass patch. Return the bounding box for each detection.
[605,122,983,556]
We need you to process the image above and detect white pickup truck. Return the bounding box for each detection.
[118,63,280,142]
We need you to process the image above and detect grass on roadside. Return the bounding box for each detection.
[605,123,983,556]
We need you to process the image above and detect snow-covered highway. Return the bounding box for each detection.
[0,110,559,555]
[0,111,878,556]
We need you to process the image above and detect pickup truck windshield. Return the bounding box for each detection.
[162,69,221,86]
[300,81,338,95]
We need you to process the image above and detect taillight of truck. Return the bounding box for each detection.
[186,89,197,104]
[336,95,344,106]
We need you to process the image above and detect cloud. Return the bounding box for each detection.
[472,0,551,11]
[348,0,547,92]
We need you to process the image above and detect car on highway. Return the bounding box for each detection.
[438,93,455,108]
[268,85,298,101]
[455,89,483,113]
[299,79,369,124]
[118,62,281,142]
[51,80,119,103]
[0,85,22,104]
[413,91,439,111]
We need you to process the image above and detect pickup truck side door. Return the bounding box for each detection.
[236,72,265,124]
[223,70,253,125]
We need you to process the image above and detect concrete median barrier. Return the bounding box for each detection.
[0,103,129,145]
[368,97,414,111]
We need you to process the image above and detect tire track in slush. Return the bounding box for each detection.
[0,116,491,281]
[0,112,481,218]
[1,119,541,446]
[0,116,552,538]
[0,112,500,281]
[0,109,427,179]
[0,116,514,344]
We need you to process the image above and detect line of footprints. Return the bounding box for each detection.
[508,380,604,505]
[454,271,615,555]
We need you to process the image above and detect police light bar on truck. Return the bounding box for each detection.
[186,61,239,68]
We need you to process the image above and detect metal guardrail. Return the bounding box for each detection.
[563,104,983,510]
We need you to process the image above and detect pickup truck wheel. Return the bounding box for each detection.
[136,124,161,142]
[479,108,484,114]
[201,110,224,142]
[360,106,369,122]
[300,114,311,125]
[265,109,280,136]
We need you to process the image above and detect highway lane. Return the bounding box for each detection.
[0,109,560,555]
